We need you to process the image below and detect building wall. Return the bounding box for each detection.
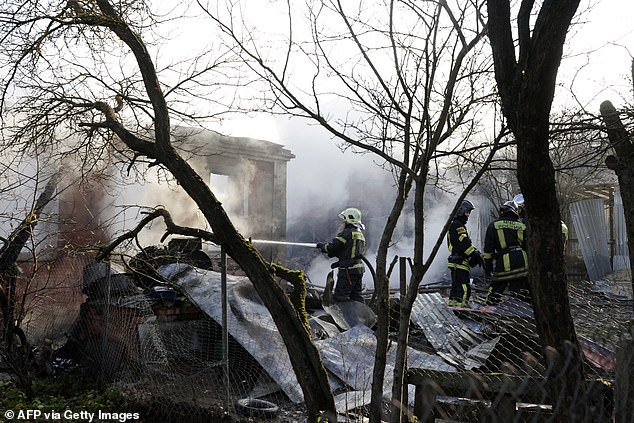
[176,128,294,263]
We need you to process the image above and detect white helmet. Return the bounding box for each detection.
[513,193,526,218]
[499,200,519,217]
[339,207,363,225]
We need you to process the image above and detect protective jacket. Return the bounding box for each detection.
[483,212,528,281]
[324,224,366,274]
[447,215,480,271]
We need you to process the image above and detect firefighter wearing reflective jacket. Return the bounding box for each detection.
[484,201,529,305]
[317,208,366,303]
[447,200,481,307]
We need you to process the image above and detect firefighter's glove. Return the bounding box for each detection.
[316,242,327,253]
[468,251,482,268]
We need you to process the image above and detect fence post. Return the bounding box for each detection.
[614,331,634,422]
[99,261,111,385]
[398,256,408,423]
[221,246,230,410]
[413,380,438,423]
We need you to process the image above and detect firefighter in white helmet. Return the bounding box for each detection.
[484,200,529,305]
[317,208,366,302]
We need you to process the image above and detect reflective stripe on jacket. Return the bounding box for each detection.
[447,217,477,272]
[483,215,528,281]
[325,224,366,273]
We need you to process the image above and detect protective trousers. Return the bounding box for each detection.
[448,267,471,307]
[485,276,531,305]
[334,269,364,303]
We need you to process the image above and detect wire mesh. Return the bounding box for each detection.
[1,249,632,423]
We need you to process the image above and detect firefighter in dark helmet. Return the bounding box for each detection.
[484,200,529,305]
[317,207,366,302]
[447,200,482,307]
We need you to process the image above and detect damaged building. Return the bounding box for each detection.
[4,128,295,368]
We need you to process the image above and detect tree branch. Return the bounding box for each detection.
[96,208,218,261]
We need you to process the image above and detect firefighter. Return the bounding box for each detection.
[317,207,366,302]
[484,200,529,305]
[447,199,482,307]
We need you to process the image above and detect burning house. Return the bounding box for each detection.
[169,127,295,263]
[5,128,295,350]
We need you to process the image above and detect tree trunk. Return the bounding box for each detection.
[599,100,634,422]
[370,169,413,423]
[486,1,585,420]
[90,1,337,418]
[0,172,59,397]
[600,100,634,295]
[516,122,585,421]
[389,172,427,423]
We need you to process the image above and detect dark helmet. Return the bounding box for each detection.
[456,200,475,218]
[499,200,519,217]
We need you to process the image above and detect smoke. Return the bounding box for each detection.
[94,113,478,292]
[98,130,265,248]
[273,117,463,288]
[97,167,201,247]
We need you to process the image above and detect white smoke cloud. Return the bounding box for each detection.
[94,112,476,291]
[265,116,460,288]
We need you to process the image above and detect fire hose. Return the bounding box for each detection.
[249,238,377,298]
[249,239,319,248]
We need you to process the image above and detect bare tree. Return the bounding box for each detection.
[550,113,614,212]
[0,171,59,397]
[477,110,612,214]
[203,1,508,421]
[0,0,335,420]
[486,1,591,420]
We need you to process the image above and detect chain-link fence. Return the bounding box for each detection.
[407,274,631,422]
[3,244,633,422]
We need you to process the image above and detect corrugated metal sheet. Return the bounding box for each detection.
[570,199,612,280]
[411,293,499,370]
[166,264,461,408]
[164,264,305,403]
[317,324,457,411]
[613,189,630,271]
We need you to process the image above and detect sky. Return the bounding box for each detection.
[215,2,634,204]
[171,0,634,120]
[217,0,634,191]
[558,0,634,110]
